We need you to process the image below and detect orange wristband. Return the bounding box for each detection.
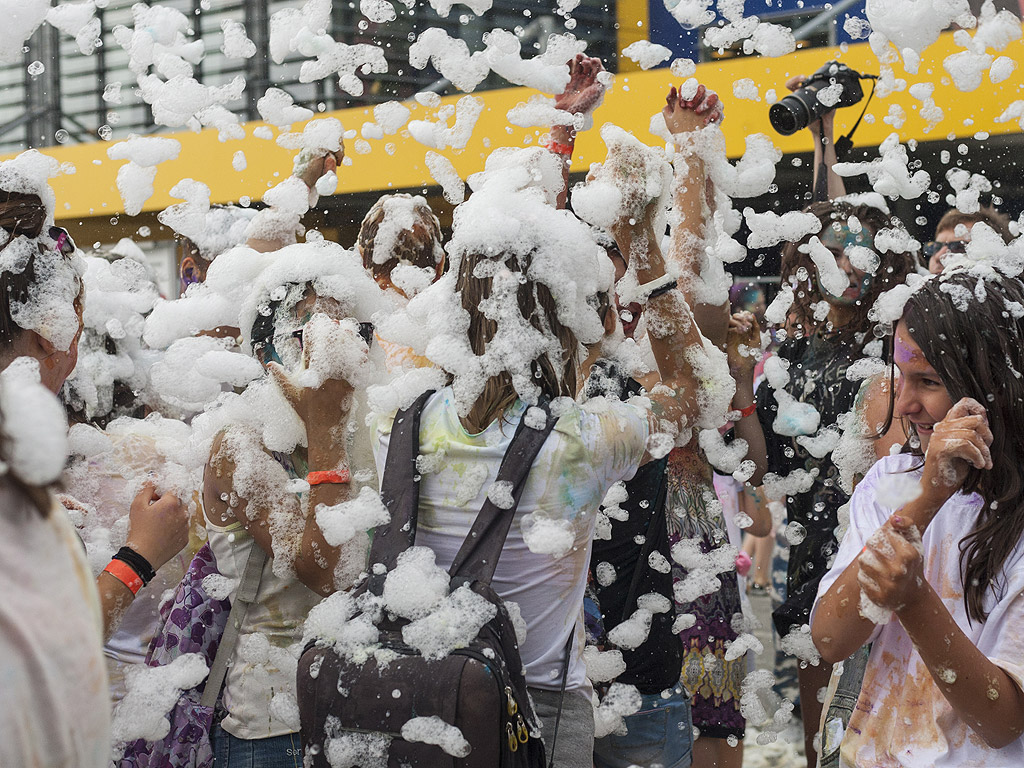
[735,403,757,419]
[103,559,144,595]
[542,140,574,156]
[307,468,351,486]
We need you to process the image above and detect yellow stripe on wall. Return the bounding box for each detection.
[7,28,1022,223]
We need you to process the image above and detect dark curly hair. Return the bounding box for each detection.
[779,200,920,354]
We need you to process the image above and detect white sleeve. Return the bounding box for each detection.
[810,457,894,630]
[979,557,1024,691]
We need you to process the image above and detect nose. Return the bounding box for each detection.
[893,372,917,418]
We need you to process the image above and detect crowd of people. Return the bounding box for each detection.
[3,49,1024,768]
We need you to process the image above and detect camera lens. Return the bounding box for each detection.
[769,100,807,135]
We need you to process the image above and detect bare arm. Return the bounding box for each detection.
[548,54,605,209]
[727,311,767,487]
[787,75,847,201]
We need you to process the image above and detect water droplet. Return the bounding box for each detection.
[27,60,44,76]
[98,124,113,141]
[137,226,151,236]
[54,129,69,144]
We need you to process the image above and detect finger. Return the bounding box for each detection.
[267,362,300,409]
[945,437,990,470]
[785,75,806,92]
[133,483,157,507]
[948,397,987,421]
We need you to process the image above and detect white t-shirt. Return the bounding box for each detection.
[816,453,1024,767]
[0,485,110,768]
[374,388,649,695]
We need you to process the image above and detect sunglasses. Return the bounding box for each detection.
[254,321,375,365]
[48,226,76,257]
[923,240,968,259]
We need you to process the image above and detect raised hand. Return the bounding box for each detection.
[554,53,606,118]
[921,397,994,498]
[663,83,724,138]
[726,311,761,377]
[294,146,346,190]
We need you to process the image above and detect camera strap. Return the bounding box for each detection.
[835,77,878,161]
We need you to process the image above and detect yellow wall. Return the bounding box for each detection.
[11,28,1023,224]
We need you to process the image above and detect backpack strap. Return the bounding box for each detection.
[368,389,434,596]
[448,399,556,586]
[200,541,267,709]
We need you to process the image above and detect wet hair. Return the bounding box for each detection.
[899,271,1024,623]
[935,205,1013,244]
[779,200,918,354]
[457,249,579,434]
[356,194,444,284]
[0,191,48,347]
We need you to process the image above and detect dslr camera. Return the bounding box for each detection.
[769,61,867,135]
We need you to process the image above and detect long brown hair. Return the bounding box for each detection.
[780,200,918,353]
[457,249,580,433]
[0,191,48,346]
[0,191,55,515]
[900,272,1024,623]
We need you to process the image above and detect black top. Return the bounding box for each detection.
[585,361,683,695]
[756,332,861,636]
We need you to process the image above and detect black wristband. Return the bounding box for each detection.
[647,279,679,300]
[114,546,156,586]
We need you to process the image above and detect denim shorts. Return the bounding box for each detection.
[593,684,693,768]
[211,723,302,768]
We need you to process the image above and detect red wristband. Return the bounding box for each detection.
[735,403,757,420]
[542,140,574,157]
[307,468,351,486]
[104,559,144,595]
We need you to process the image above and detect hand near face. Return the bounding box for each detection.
[921,397,993,500]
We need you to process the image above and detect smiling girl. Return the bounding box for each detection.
[811,270,1024,766]
[755,199,918,754]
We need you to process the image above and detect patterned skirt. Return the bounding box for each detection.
[666,447,746,740]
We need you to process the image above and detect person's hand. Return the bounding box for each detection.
[726,311,760,377]
[554,54,606,118]
[786,74,834,136]
[858,516,925,613]
[125,484,189,572]
[920,397,993,501]
[663,83,723,139]
[294,147,345,190]
[266,315,362,428]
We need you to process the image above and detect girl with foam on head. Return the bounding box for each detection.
[812,269,1024,765]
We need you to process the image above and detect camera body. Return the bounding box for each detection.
[769,61,865,136]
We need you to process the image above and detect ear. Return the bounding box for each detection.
[180,256,203,289]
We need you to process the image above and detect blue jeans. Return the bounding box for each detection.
[211,723,302,768]
[593,684,693,768]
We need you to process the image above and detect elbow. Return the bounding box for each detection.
[745,517,771,538]
[811,619,845,666]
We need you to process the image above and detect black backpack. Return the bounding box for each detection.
[298,391,557,767]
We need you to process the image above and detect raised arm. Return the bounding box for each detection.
[547,54,605,209]
[727,311,768,487]
[203,320,368,596]
[786,75,846,201]
[611,85,724,452]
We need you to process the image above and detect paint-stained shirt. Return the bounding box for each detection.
[374,387,649,695]
[816,453,1024,767]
